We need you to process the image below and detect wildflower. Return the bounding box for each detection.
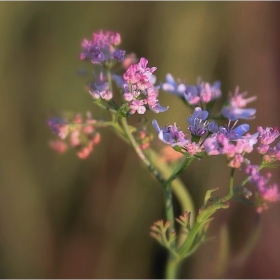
[184,142,202,156]
[48,112,101,159]
[222,107,256,121]
[80,30,125,64]
[152,120,188,147]
[187,107,209,137]
[122,58,168,115]
[228,154,244,168]
[259,183,280,203]
[184,78,222,105]
[122,53,138,69]
[257,126,280,145]
[222,87,256,121]
[88,72,113,101]
[47,117,69,139]
[216,121,252,141]
[200,81,222,103]
[113,49,126,62]
[161,73,186,97]
[49,140,68,154]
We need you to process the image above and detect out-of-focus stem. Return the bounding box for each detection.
[120,117,180,278]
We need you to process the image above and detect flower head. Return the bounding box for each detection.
[48,112,101,159]
[222,87,256,121]
[122,58,168,115]
[152,120,188,147]
[161,74,186,97]
[187,107,209,137]
[80,30,125,64]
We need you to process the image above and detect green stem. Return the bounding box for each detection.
[229,168,235,195]
[164,185,175,239]
[177,167,236,257]
[166,156,194,185]
[147,150,196,227]
[120,117,166,186]
[120,117,181,278]
[106,69,119,111]
[233,164,265,193]
[147,150,196,279]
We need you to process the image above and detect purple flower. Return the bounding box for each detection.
[257,126,280,145]
[217,122,251,140]
[222,87,256,121]
[161,74,186,97]
[88,73,113,101]
[222,107,256,121]
[149,103,169,113]
[203,136,221,155]
[184,85,200,105]
[200,81,221,102]
[47,117,69,139]
[187,107,209,136]
[152,120,188,147]
[80,30,125,64]
[113,49,126,62]
[184,79,222,105]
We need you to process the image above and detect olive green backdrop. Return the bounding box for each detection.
[0,1,280,278]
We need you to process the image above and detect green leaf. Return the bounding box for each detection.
[204,187,219,207]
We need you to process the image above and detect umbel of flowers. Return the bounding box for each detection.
[48,30,280,279]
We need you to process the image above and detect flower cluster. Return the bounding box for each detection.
[243,164,280,212]
[222,87,257,121]
[256,126,280,162]
[88,72,113,101]
[47,29,280,214]
[153,113,259,165]
[161,74,221,105]
[80,30,125,64]
[122,58,168,115]
[48,112,100,159]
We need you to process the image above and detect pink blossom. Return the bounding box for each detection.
[49,140,68,154]
[259,183,280,203]
[257,126,280,145]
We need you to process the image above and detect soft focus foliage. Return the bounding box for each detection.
[1,2,280,278]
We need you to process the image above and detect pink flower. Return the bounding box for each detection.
[49,140,68,154]
[257,126,280,145]
[259,183,280,203]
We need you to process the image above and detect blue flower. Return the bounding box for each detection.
[161,74,186,97]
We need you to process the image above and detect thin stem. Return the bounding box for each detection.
[164,184,175,244]
[233,164,265,193]
[93,100,118,114]
[166,156,194,185]
[120,117,181,278]
[229,168,235,195]
[120,117,166,185]
[106,69,119,111]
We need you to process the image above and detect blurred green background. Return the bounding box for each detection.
[1,1,280,278]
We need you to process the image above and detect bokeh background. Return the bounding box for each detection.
[1,1,280,278]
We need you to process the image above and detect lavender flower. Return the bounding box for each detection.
[187,107,209,136]
[161,73,186,97]
[152,120,188,147]
[257,126,280,145]
[184,79,222,105]
[222,87,257,121]
[80,30,125,64]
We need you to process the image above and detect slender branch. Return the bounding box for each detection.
[229,168,235,195]
[166,156,194,185]
[120,117,166,186]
